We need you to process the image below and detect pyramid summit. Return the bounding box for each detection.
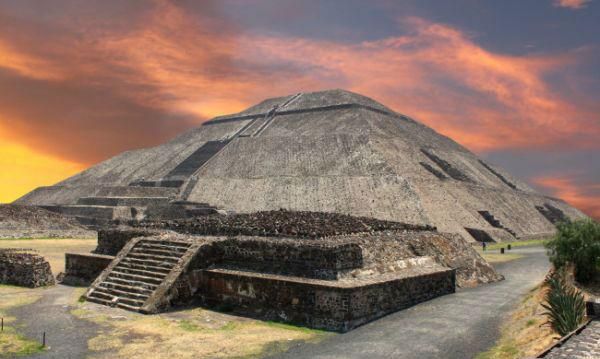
[17,89,586,242]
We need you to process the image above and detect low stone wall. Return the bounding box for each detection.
[213,237,363,279]
[139,209,434,239]
[0,249,55,287]
[95,227,164,255]
[195,267,455,332]
[62,253,114,285]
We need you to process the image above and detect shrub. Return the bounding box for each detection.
[545,219,600,283]
[542,271,586,336]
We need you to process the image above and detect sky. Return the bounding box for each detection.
[0,0,598,219]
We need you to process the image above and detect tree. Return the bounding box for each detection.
[545,219,600,283]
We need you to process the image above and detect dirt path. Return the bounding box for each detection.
[268,246,550,359]
[9,285,105,359]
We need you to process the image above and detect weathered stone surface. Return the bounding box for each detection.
[0,248,55,287]
[14,89,587,242]
[0,204,95,239]
[82,223,495,330]
[539,319,600,358]
[61,253,114,285]
[139,209,433,238]
[94,227,166,255]
[196,266,455,332]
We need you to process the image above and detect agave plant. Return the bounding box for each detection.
[541,271,586,336]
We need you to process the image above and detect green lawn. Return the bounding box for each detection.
[484,238,549,251]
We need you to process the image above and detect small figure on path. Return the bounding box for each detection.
[482,241,487,251]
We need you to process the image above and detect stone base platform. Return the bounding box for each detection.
[195,265,455,332]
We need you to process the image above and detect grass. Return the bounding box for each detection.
[0,238,96,274]
[0,237,96,241]
[72,303,332,358]
[0,238,95,357]
[0,285,45,357]
[483,239,549,251]
[480,253,524,264]
[475,283,558,359]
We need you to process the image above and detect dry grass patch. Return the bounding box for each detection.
[479,252,524,264]
[0,285,45,357]
[72,304,331,359]
[0,238,95,356]
[484,239,549,251]
[0,238,96,274]
[475,283,558,359]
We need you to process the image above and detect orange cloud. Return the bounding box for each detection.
[534,176,600,220]
[554,0,591,9]
[0,0,597,213]
[1,1,597,160]
[0,39,63,80]
[86,6,599,153]
[0,132,84,203]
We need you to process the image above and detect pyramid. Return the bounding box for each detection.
[16,89,586,242]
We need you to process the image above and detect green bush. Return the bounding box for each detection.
[542,271,586,336]
[545,219,600,283]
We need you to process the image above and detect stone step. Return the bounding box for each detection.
[108,271,166,285]
[85,238,196,314]
[126,252,181,263]
[115,262,172,275]
[88,290,115,302]
[165,140,230,179]
[130,247,183,258]
[130,180,184,188]
[136,243,189,253]
[77,196,170,207]
[105,275,159,290]
[96,186,178,198]
[138,240,191,248]
[96,282,149,304]
[101,279,157,293]
[115,301,143,311]
[86,295,116,308]
[40,205,120,220]
[120,257,177,269]
[88,287,146,309]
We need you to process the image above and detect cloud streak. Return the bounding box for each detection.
[534,175,600,219]
[554,0,592,9]
[0,0,597,210]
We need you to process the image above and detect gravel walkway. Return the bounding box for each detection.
[10,285,104,359]
[268,246,550,359]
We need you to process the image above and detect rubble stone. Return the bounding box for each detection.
[0,248,55,287]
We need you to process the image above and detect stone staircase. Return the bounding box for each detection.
[478,211,517,238]
[85,237,198,313]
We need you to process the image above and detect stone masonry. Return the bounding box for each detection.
[78,210,502,331]
[0,248,55,287]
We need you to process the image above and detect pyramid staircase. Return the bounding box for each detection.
[84,237,201,313]
[478,211,517,238]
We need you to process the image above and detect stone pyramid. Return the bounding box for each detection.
[16,89,586,242]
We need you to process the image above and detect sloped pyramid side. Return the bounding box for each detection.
[16,89,587,241]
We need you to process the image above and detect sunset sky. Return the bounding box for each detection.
[0,0,598,219]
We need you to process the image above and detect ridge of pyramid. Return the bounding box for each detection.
[212,89,396,121]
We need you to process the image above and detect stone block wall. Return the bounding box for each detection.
[212,237,363,279]
[62,253,114,285]
[0,249,55,287]
[195,267,455,332]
